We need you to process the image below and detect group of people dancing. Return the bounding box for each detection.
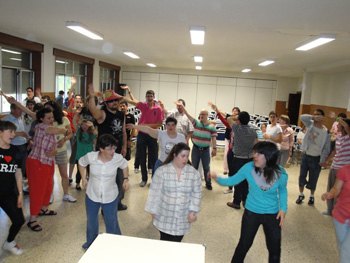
[0,84,349,263]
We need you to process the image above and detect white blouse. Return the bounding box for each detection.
[79,151,128,204]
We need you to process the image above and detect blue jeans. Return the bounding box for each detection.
[299,154,321,190]
[154,159,162,172]
[83,195,121,249]
[191,145,211,186]
[333,218,350,263]
[232,209,281,263]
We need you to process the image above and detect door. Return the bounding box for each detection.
[288,93,301,125]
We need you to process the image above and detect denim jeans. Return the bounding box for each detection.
[136,132,158,182]
[191,145,211,186]
[232,209,281,263]
[333,218,350,263]
[299,153,321,190]
[83,195,121,249]
[154,159,162,172]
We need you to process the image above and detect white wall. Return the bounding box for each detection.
[121,71,278,117]
[301,72,350,109]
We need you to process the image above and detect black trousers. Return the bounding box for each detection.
[136,132,158,182]
[160,231,184,242]
[0,194,25,242]
[232,209,281,263]
[232,157,252,205]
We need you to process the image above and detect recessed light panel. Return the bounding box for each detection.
[259,60,275,66]
[123,51,139,59]
[190,26,205,45]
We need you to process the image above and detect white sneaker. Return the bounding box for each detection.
[134,168,139,174]
[3,240,23,255]
[49,193,54,204]
[223,189,233,194]
[63,194,77,203]
[148,169,152,174]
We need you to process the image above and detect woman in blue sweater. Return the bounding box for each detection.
[213,141,288,263]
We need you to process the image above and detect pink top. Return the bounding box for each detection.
[28,123,57,166]
[332,164,350,225]
[280,127,294,150]
[137,102,164,130]
[331,135,350,170]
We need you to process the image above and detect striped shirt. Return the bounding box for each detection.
[331,134,350,170]
[191,119,217,148]
[145,163,202,236]
[28,123,57,166]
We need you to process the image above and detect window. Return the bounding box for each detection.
[1,47,34,112]
[100,67,115,93]
[55,59,87,107]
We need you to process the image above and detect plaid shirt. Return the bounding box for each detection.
[145,163,202,236]
[28,123,57,166]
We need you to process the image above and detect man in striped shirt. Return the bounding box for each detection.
[175,101,217,190]
[323,118,350,215]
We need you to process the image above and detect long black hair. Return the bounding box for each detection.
[44,101,64,125]
[159,142,192,167]
[253,141,281,184]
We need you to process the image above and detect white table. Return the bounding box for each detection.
[79,233,205,263]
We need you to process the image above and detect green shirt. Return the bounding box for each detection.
[75,129,97,160]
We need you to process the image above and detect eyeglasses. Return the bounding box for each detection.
[106,98,119,103]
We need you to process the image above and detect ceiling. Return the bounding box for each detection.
[1,0,350,77]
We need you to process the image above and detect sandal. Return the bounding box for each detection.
[27,221,42,232]
[39,209,57,216]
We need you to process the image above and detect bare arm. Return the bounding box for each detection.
[227,115,238,127]
[126,123,158,139]
[174,101,194,123]
[211,137,217,157]
[0,93,37,119]
[322,178,344,200]
[46,126,67,135]
[68,78,76,101]
[158,100,168,115]
[119,85,139,105]
[87,84,106,123]
[15,169,24,208]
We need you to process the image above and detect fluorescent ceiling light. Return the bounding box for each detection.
[10,58,22,61]
[241,69,251,73]
[55,60,66,64]
[123,51,139,59]
[190,26,205,45]
[147,63,156,68]
[2,48,21,54]
[296,33,336,51]
[66,21,103,40]
[194,56,203,63]
[195,66,202,70]
[259,60,275,66]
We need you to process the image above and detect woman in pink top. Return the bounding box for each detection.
[322,164,350,263]
[278,115,294,167]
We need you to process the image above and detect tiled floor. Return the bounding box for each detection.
[0,147,338,262]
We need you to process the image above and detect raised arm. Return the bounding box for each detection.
[126,123,158,139]
[174,101,194,123]
[68,78,76,101]
[87,84,106,123]
[158,100,168,115]
[119,85,139,105]
[0,92,36,119]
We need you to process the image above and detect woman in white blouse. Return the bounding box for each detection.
[145,143,202,242]
[78,134,129,249]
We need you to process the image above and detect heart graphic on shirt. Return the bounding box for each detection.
[4,156,12,163]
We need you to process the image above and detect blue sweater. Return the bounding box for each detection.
[217,162,288,214]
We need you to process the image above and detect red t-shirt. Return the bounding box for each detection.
[136,102,164,128]
[332,164,350,225]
